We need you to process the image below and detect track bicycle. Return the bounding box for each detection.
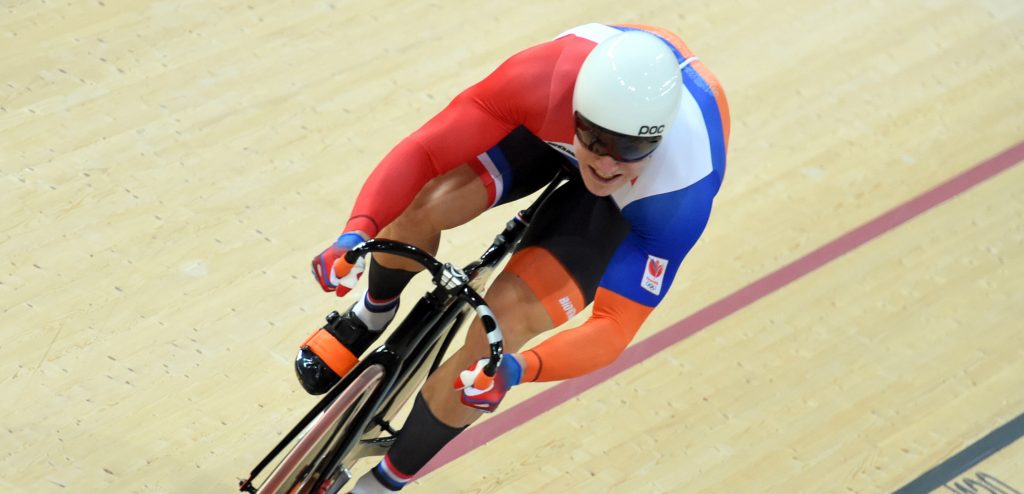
[238,170,567,494]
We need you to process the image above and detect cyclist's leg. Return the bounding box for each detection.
[346,164,490,334]
[371,163,488,272]
[352,271,553,492]
[418,269,556,418]
[359,177,631,490]
[354,127,563,334]
[421,175,632,426]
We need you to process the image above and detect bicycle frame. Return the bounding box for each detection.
[239,170,567,493]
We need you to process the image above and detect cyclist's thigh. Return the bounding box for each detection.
[503,176,632,328]
[398,164,490,233]
[467,125,568,209]
[457,269,555,358]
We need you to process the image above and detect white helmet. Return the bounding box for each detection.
[573,30,682,161]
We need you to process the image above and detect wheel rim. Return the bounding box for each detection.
[259,364,385,494]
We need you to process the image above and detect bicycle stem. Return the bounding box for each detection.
[345,240,505,377]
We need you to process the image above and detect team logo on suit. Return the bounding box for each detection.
[642,255,668,295]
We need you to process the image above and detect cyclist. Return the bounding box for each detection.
[297,23,729,492]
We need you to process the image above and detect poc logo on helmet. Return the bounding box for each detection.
[638,125,665,136]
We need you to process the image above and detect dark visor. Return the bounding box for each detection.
[574,112,662,163]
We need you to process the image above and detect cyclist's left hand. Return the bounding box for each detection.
[454,354,524,413]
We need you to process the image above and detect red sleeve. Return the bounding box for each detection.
[343,42,561,236]
[520,287,654,383]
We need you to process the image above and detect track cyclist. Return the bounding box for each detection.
[297,22,729,492]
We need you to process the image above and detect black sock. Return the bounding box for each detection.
[367,256,418,302]
[371,393,466,489]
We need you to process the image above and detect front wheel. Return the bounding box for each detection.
[258,363,386,494]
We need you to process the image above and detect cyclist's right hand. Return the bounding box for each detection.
[311,232,367,297]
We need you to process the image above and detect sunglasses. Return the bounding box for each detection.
[573,112,662,163]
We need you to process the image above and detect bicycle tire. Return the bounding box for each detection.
[258,363,386,494]
[321,306,468,477]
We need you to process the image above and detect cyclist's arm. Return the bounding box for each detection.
[343,45,556,237]
[519,287,653,382]
[343,95,516,237]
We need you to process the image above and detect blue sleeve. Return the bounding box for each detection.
[598,174,719,307]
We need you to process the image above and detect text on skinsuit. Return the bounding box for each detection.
[559,296,578,319]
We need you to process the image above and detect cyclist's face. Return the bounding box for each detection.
[574,134,651,196]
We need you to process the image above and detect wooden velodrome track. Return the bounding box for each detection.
[2,0,1022,492]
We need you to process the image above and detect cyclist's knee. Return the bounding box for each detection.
[482,271,555,350]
